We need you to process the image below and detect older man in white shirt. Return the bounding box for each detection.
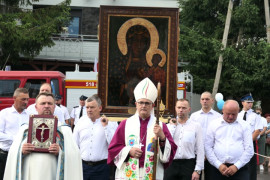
[27,83,65,124]
[73,94,118,180]
[205,100,253,180]
[165,99,204,180]
[0,88,29,179]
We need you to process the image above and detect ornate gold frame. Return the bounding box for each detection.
[98,6,179,116]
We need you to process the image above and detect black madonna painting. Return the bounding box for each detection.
[98,6,179,116]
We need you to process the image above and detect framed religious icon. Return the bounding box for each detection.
[98,6,179,116]
[27,115,58,153]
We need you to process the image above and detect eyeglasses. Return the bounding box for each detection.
[137,101,152,106]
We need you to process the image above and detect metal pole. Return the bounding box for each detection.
[188,73,193,110]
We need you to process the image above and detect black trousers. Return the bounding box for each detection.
[198,159,215,180]
[247,141,257,180]
[82,161,110,180]
[164,158,196,180]
[210,164,249,180]
[0,151,8,180]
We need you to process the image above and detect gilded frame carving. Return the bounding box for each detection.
[98,6,179,116]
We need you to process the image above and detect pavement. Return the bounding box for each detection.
[257,164,270,180]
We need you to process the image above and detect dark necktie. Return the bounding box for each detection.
[79,106,83,118]
[243,112,247,121]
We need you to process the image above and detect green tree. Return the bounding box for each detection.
[0,0,71,68]
[179,0,270,100]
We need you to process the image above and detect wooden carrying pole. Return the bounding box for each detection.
[153,82,161,180]
[212,0,233,97]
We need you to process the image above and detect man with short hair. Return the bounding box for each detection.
[73,94,118,180]
[0,88,29,179]
[205,100,254,180]
[165,99,204,180]
[108,78,177,179]
[70,95,87,129]
[190,91,222,179]
[4,93,83,180]
[190,91,222,138]
[238,93,262,180]
[27,83,65,123]
[55,94,71,124]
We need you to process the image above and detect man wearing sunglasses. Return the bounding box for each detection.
[108,77,177,180]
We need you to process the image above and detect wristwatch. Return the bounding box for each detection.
[194,170,201,175]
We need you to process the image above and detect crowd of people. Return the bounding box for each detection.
[0,78,270,180]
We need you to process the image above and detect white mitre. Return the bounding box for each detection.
[134,78,157,103]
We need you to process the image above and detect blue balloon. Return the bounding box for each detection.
[217,100,225,110]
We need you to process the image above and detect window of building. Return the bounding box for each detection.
[68,17,80,36]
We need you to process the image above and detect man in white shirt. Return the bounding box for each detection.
[0,88,29,179]
[238,93,262,180]
[55,94,71,124]
[255,107,268,168]
[190,91,221,179]
[70,95,87,130]
[27,83,65,123]
[190,91,222,139]
[205,100,253,180]
[73,94,118,180]
[165,99,204,180]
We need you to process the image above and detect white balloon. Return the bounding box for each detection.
[215,93,223,101]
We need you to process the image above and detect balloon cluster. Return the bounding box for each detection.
[215,93,224,110]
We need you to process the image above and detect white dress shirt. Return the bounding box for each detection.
[257,116,268,140]
[167,119,204,171]
[70,105,87,125]
[27,103,65,123]
[59,105,70,120]
[190,109,222,139]
[205,117,254,170]
[73,116,118,161]
[260,116,268,129]
[238,109,263,133]
[0,106,29,151]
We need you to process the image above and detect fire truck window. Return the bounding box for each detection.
[24,79,46,98]
[0,80,20,97]
[51,79,60,96]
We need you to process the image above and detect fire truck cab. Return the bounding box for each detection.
[0,71,65,110]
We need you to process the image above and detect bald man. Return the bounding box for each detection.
[27,83,65,124]
[205,100,253,180]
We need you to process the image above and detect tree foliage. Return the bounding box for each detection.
[179,0,270,100]
[0,0,71,67]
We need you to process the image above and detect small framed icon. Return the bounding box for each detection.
[27,115,58,153]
